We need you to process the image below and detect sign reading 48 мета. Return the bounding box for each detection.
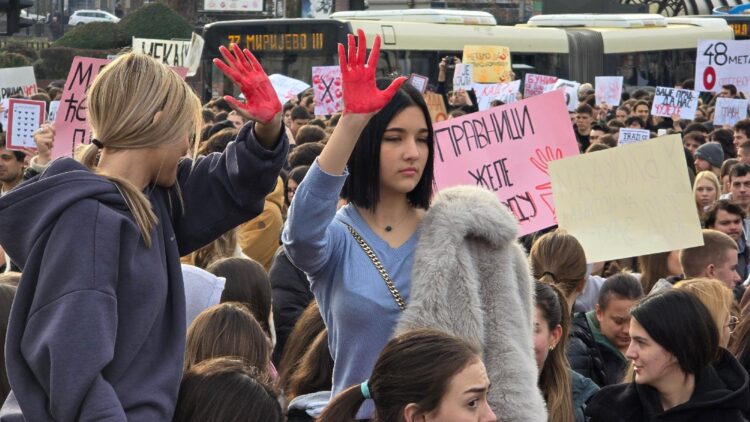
[695,39,750,93]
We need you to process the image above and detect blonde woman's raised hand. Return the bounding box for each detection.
[213,44,281,124]
[338,29,406,114]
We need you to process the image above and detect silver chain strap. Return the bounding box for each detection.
[342,222,406,311]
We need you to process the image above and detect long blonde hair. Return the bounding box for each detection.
[80,53,202,247]
[693,171,721,218]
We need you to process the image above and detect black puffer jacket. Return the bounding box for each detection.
[270,245,313,365]
[567,311,627,387]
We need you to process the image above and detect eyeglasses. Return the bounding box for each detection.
[728,316,740,334]
[286,187,297,195]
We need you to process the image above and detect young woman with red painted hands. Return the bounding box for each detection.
[282,29,435,419]
[0,49,287,421]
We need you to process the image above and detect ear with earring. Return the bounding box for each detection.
[549,343,556,351]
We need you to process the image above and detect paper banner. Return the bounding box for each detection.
[462,45,512,83]
[595,76,623,106]
[472,80,521,111]
[269,74,310,105]
[408,73,429,94]
[432,90,579,236]
[424,92,448,123]
[0,66,37,99]
[619,128,651,145]
[714,97,749,127]
[7,99,45,151]
[650,86,699,120]
[312,66,343,116]
[695,40,750,93]
[550,134,704,263]
[524,73,558,98]
[453,63,473,90]
[132,37,192,68]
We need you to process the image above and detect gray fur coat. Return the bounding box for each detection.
[396,186,547,421]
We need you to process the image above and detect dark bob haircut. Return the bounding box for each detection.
[341,78,434,211]
[630,289,718,376]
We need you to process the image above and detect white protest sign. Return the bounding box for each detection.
[619,128,651,145]
[408,73,429,94]
[524,73,557,98]
[453,63,473,90]
[0,66,37,99]
[47,100,60,123]
[268,74,310,106]
[7,99,45,151]
[650,86,699,120]
[184,32,205,77]
[695,40,750,93]
[714,97,749,127]
[550,135,703,263]
[132,37,192,68]
[472,80,521,110]
[595,76,623,106]
[553,79,581,112]
[0,99,8,132]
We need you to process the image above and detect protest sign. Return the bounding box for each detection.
[0,99,8,132]
[619,128,651,145]
[472,80,521,111]
[312,66,343,116]
[650,86,699,120]
[714,97,749,127]
[462,45,512,83]
[132,37,192,68]
[695,40,750,93]
[0,66,37,99]
[269,74,310,106]
[595,76,623,106]
[7,99,45,151]
[432,90,579,236]
[184,32,205,77]
[408,73,429,94]
[550,135,703,263]
[545,79,581,112]
[48,100,60,123]
[453,64,473,90]
[424,92,448,123]
[524,74,557,98]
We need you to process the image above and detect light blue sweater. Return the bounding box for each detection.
[282,160,417,419]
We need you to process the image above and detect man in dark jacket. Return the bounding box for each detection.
[567,273,644,387]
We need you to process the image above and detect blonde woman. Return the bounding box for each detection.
[694,171,721,222]
[675,278,736,348]
[0,50,287,420]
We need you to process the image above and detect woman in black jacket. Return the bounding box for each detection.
[586,289,750,421]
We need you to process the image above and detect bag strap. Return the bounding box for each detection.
[342,222,406,311]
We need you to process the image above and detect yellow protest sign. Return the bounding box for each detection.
[424,92,448,122]
[462,45,512,83]
[549,135,703,263]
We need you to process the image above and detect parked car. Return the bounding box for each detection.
[68,9,120,26]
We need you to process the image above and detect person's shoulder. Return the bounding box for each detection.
[571,370,600,403]
[586,382,641,420]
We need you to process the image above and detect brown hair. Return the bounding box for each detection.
[680,229,738,278]
[530,231,587,299]
[638,252,674,294]
[318,329,481,422]
[174,357,282,422]
[285,329,333,402]
[278,301,325,393]
[0,284,16,403]
[184,303,270,375]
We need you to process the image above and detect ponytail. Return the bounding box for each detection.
[80,142,157,248]
[318,384,366,422]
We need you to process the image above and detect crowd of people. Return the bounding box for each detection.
[2,28,750,421]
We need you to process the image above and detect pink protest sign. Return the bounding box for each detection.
[53,57,188,159]
[594,76,623,106]
[312,66,343,116]
[524,73,557,98]
[432,90,580,236]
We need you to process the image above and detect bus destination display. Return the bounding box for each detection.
[226,32,326,52]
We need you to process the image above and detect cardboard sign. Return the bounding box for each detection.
[132,37,192,68]
[48,100,60,123]
[462,45,512,83]
[0,66,37,99]
[424,92,448,123]
[524,74,558,98]
[619,128,651,145]
[650,86,699,120]
[312,66,343,116]
[408,73,429,94]
[432,90,579,236]
[595,76,623,106]
[472,80,521,111]
[714,97,749,127]
[453,64,473,90]
[695,40,750,93]
[7,99,45,151]
[550,134,704,263]
[269,74,310,105]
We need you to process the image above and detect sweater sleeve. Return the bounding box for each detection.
[281,159,347,277]
[173,122,289,255]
